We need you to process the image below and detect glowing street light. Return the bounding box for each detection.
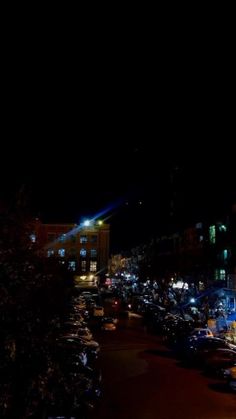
[83,220,91,227]
[98,220,103,225]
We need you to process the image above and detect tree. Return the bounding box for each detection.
[0,205,73,417]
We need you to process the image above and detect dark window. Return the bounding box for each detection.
[71,235,76,243]
[48,233,55,242]
[90,235,97,243]
[90,249,97,258]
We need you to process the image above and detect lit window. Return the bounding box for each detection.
[196,223,203,229]
[90,235,97,243]
[219,224,227,232]
[223,249,228,261]
[30,234,36,243]
[90,249,97,258]
[81,260,86,272]
[68,261,76,271]
[219,269,226,280]
[47,249,54,257]
[209,225,216,244]
[215,269,226,281]
[90,261,97,272]
[80,235,87,243]
[58,248,65,257]
[80,248,87,257]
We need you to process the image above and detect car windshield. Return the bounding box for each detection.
[102,317,113,322]
[191,330,209,336]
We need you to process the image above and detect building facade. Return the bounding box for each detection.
[147,204,236,289]
[33,219,110,277]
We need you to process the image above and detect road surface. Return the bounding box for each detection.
[91,313,236,419]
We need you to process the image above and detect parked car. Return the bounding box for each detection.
[76,328,93,341]
[56,336,100,362]
[203,348,236,375]
[189,328,213,338]
[93,306,104,317]
[101,318,117,331]
[223,365,236,392]
[183,337,232,364]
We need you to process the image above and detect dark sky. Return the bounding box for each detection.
[1,27,235,252]
[2,140,235,253]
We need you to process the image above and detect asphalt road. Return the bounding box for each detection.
[91,313,236,419]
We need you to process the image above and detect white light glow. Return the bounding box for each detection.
[172,281,189,290]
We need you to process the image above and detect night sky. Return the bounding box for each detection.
[1,31,235,253]
[2,138,235,253]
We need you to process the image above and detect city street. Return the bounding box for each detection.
[91,313,236,419]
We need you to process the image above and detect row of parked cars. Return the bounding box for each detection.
[134,298,236,393]
[46,290,105,418]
